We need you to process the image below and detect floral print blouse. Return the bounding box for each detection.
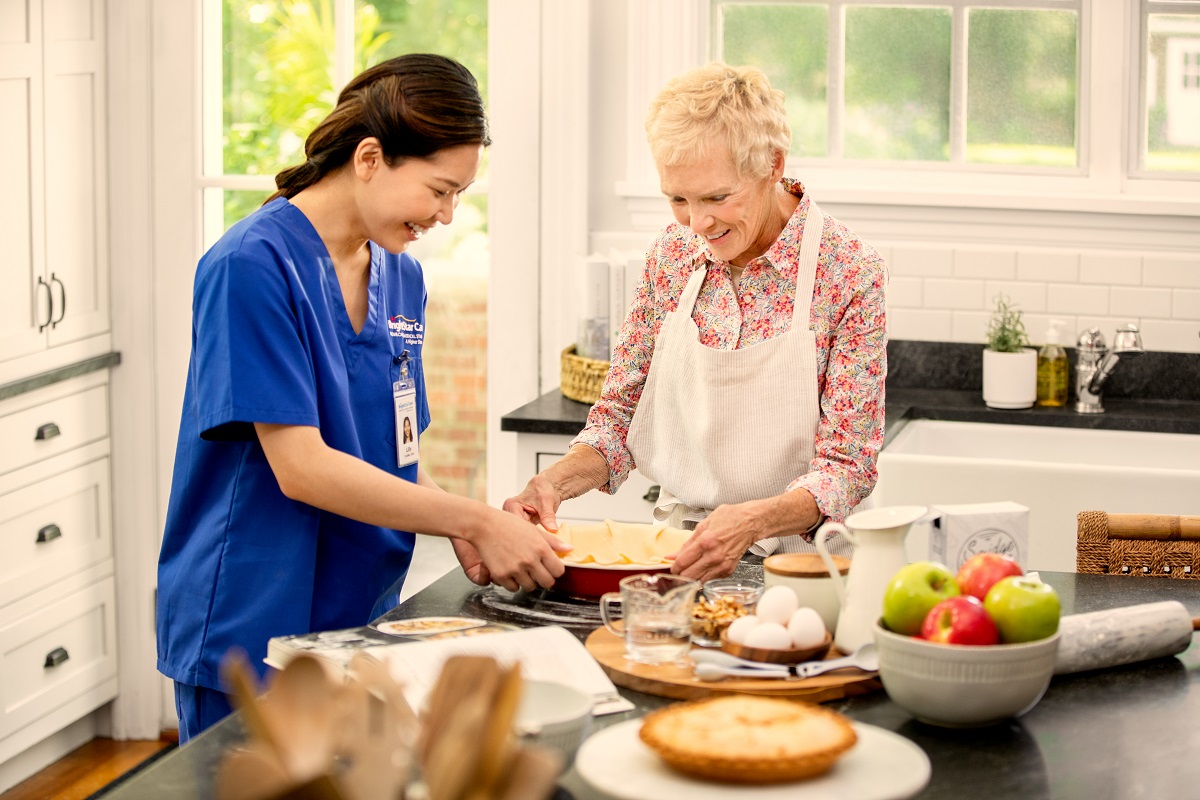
[571,179,887,523]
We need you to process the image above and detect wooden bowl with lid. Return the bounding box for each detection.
[762,553,850,635]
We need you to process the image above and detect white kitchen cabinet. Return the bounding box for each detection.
[0,0,109,367]
[515,432,661,524]
[0,371,115,768]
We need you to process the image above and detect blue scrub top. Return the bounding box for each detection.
[157,198,429,691]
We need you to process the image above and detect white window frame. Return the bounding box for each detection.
[617,0,1200,217]
[1130,0,1200,180]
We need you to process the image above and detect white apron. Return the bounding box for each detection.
[626,201,852,558]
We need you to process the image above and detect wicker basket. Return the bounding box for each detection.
[560,345,609,404]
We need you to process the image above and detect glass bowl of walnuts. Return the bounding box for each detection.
[691,578,765,647]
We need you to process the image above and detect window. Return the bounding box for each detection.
[204,0,491,499]
[710,0,1200,182]
[714,1,1081,170]
[1142,1,1200,174]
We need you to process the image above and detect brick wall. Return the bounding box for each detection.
[421,271,488,502]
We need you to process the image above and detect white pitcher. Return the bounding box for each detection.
[816,505,928,653]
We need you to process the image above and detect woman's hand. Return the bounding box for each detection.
[450,537,491,586]
[465,511,572,593]
[502,473,565,532]
[669,502,766,583]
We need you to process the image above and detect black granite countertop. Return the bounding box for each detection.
[501,340,1200,438]
[98,569,1200,800]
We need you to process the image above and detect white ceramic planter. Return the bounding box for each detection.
[982,348,1037,409]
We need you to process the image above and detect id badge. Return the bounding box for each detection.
[393,359,419,468]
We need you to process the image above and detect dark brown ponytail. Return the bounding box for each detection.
[267,53,490,203]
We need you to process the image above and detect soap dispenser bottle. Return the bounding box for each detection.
[1037,319,1069,407]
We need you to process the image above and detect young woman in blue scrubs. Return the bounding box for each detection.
[156,54,569,743]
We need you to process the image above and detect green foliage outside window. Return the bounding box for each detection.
[220,0,488,226]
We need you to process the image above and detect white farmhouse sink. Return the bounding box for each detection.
[873,419,1200,572]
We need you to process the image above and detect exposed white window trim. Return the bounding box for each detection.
[617,0,1200,217]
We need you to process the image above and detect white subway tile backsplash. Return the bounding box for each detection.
[1136,319,1200,353]
[1048,284,1109,315]
[952,311,991,343]
[925,279,985,309]
[1110,287,1173,319]
[1079,253,1141,286]
[985,281,1046,313]
[892,247,954,277]
[1017,250,1079,282]
[1174,289,1200,320]
[886,277,923,308]
[887,308,953,341]
[953,248,1016,280]
[875,240,1199,353]
[1144,255,1200,289]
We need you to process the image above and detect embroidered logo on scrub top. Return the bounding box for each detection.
[388,314,425,346]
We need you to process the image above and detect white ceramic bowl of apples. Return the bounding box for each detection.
[874,553,1061,728]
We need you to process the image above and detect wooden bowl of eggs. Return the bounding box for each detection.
[720,585,833,664]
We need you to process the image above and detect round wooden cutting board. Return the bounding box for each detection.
[585,628,883,702]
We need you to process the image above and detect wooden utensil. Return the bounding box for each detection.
[265,655,341,781]
[220,650,288,764]
[466,664,524,800]
[214,746,292,800]
[1104,514,1200,540]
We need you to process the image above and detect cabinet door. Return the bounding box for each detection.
[0,0,49,362]
[42,0,108,347]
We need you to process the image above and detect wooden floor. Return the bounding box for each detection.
[0,738,175,800]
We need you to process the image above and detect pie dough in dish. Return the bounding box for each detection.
[551,520,691,565]
[637,695,858,784]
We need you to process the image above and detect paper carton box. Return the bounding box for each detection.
[929,501,1030,571]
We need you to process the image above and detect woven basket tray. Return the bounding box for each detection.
[560,345,609,404]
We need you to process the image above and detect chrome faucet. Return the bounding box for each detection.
[1074,324,1144,414]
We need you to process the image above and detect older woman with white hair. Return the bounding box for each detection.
[505,63,886,583]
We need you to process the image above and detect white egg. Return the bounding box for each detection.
[725,614,761,645]
[754,585,800,625]
[743,622,794,651]
[787,607,827,649]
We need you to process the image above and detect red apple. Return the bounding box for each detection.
[920,596,1000,645]
[984,576,1061,643]
[956,553,1024,601]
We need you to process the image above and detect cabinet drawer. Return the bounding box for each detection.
[0,385,108,476]
[0,459,112,607]
[0,575,117,740]
[535,452,660,524]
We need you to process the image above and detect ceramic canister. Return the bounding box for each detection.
[762,553,850,635]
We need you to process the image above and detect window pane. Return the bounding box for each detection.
[222,0,336,176]
[844,7,951,161]
[222,188,274,232]
[1145,13,1200,173]
[719,3,829,158]
[966,10,1077,168]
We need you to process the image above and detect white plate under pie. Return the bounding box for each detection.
[372,616,487,636]
[574,718,931,800]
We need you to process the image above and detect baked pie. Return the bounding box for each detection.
[637,695,857,784]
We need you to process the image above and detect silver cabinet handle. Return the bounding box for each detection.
[643,485,661,503]
[37,524,62,543]
[44,647,70,668]
[49,272,66,327]
[35,422,61,441]
[37,276,53,332]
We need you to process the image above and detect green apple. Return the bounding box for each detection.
[983,576,1061,643]
[881,561,961,636]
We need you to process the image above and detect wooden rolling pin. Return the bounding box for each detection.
[1054,601,1200,675]
[1102,514,1200,541]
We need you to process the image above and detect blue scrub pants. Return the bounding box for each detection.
[174,682,234,744]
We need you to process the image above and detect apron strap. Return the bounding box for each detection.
[792,200,824,329]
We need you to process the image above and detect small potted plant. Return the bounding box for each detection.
[982,294,1036,409]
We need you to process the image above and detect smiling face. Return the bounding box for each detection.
[659,147,787,267]
[355,142,483,254]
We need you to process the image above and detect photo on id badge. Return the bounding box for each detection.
[394,378,419,467]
